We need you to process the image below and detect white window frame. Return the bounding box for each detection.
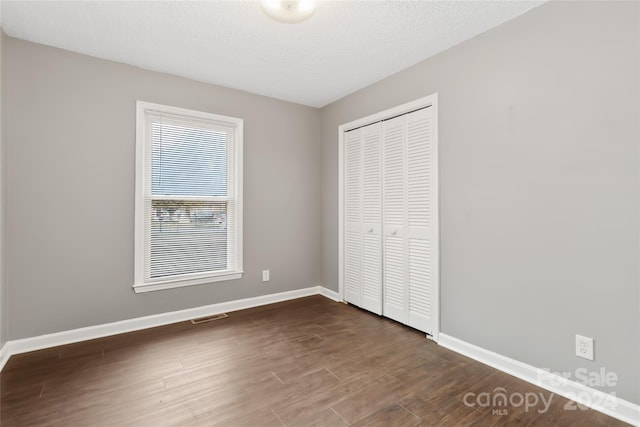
[134,101,243,293]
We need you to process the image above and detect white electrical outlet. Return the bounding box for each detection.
[575,335,594,361]
[262,270,270,282]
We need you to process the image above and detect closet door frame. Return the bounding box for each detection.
[338,93,439,341]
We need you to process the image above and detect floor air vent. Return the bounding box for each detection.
[190,313,229,324]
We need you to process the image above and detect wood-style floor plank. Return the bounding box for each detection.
[0,296,631,426]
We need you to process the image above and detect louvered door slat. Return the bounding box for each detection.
[382,121,404,226]
[345,130,362,225]
[407,114,431,228]
[362,233,381,314]
[363,123,381,224]
[408,239,431,317]
[383,235,405,323]
[344,231,361,305]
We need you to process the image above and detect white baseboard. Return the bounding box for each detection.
[0,342,9,371]
[317,286,340,301]
[3,286,339,362]
[439,334,640,427]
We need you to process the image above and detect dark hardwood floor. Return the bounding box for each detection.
[0,296,629,426]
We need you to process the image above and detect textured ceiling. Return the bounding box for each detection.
[0,1,544,107]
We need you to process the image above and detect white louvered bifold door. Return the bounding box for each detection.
[381,116,407,324]
[405,108,436,334]
[344,128,362,306]
[360,123,382,315]
[382,107,436,335]
[343,123,382,314]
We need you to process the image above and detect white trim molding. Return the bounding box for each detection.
[439,334,640,427]
[2,286,337,361]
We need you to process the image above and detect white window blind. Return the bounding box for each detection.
[135,102,243,293]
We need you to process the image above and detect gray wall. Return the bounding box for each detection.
[4,37,322,340]
[321,1,639,403]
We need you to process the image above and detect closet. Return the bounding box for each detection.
[339,95,439,337]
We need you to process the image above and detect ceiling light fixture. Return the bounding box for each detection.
[261,0,317,24]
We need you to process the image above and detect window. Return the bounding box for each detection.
[134,101,243,293]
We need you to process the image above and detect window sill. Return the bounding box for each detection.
[133,271,243,293]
